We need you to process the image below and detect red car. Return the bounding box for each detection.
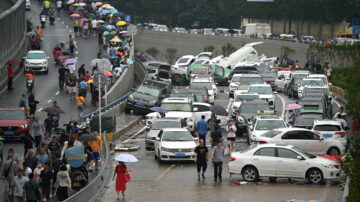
[0,108,29,139]
[269,67,292,74]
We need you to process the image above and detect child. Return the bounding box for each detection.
[34,161,44,182]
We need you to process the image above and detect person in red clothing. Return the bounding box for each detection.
[112,161,129,199]
[85,71,90,82]
[8,64,14,90]
[30,36,37,50]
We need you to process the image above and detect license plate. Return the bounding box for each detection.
[5,131,14,135]
[175,153,185,157]
[323,134,333,138]
[253,141,258,144]
[73,182,80,187]
[136,101,144,106]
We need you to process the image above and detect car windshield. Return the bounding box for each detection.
[292,146,316,158]
[152,121,181,130]
[239,103,270,113]
[236,84,249,90]
[301,80,324,86]
[261,72,277,78]
[162,131,193,141]
[0,110,25,120]
[190,82,212,90]
[236,77,264,84]
[314,125,341,131]
[27,52,45,59]
[235,94,259,102]
[292,73,308,79]
[137,86,160,97]
[255,120,287,130]
[193,60,206,64]
[261,130,282,138]
[159,25,167,29]
[214,65,224,76]
[192,68,208,74]
[161,103,191,112]
[248,86,272,94]
[177,58,190,64]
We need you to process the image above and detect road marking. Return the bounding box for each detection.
[37,108,43,112]
[69,30,72,33]
[154,164,176,182]
[173,88,179,93]
[226,98,233,112]
[224,90,229,95]
[122,126,147,144]
[61,21,64,24]
[276,94,286,119]
[55,91,60,95]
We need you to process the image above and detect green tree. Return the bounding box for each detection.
[146,47,160,58]
[203,45,215,52]
[221,43,236,57]
[280,46,295,62]
[165,48,178,64]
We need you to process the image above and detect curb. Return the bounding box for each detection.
[106,116,142,141]
[341,176,350,202]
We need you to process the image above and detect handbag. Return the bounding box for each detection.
[124,172,131,182]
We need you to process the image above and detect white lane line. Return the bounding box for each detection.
[226,98,233,112]
[47,99,52,104]
[55,91,60,95]
[224,90,229,96]
[276,94,286,119]
[154,164,176,182]
[122,126,147,144]
[69,30,72,33]
[61,21,64,24]
[37,108,43,112]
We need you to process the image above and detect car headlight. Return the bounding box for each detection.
[161,147,170,152]
[21,124,28,128]
[42,61,47,65]
[128,94,134,101]
[322,164,338,169]
[26,61,31,65]
[237,116,245,123]
[148,100,157,106]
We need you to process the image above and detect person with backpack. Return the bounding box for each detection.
[210,119,223,148]
[23,173,41,202]
[1,154,18,201]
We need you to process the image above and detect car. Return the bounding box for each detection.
[195,52,212,60]
[299,97,328,116]
[253,128,345,156]
[203,28,215,35]
[289,70,310,80]
[298,104,326,119]
[249,115,287,142]
[188,64,231,86]
[227,65,259,81]
[293,114,324,129]
[135,51,155,62]
[125,80,172,114]
[145,118,184,150]
[169,93,199,103]
[275,71,292,92]
[190,29,200,34]
[286,77,304,98]
[190,78,216,104]
[154,128,198,161]
[192,58,210,65]
[147,68,158,80]
[0,108,29,140]
[260,72,278,90]
[142,60,170,71]
[25,0,31,10]
[192,102,229,128]
[297,78,326,99]
[188,65,213,82]
[154,24,169,32]
[157,64,187,85]
[312,120,348,146]
[308,74,331,86]
[24,50,49,73]
[248,84,276,108]
[230,74,264,97]
[174,55,196,68]
[234,100,270,136]
[188,86,210,103]
[172,27,187,33]
[228,144,341,183]
[231,93,260,116]
[269,67,291,74]
[303,86,332,104]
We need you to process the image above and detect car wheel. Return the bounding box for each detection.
[124,107,130,114]
[327,147,340,156]
[307,168,323,184]
[242,166,258,182]
[172,74,181,85]
[269,177,277,182]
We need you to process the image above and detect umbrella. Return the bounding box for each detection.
[89,58,100,66]
[104,33,115,39]
[285,103,302,110]
[26,31,36,38]
[97,20,105,24]
[65,58,78,65]
[95,2,103,6]
[114,153,138,162]
[116,21,126,26]
[79,2,86,6]
[104,25,115,30]
[6,59,20,65]
[97,58,112,71]
[209,105,227,116]
[108,55,119,60]
[87,79,94,84]
[42,107,65,114]
[101,10,111,15]
[113,12,124,17]
[126,59,133,64]
[101,4,111,9]
[78,134,98,142]
[70,13,81,18]
[105,6,115,10]
[150,107,167,113]
[136,23,142,27]
[105,71,112,76]
[80,18,89,22]
[75,7,84,11]
[67,0,75,5]
[108,8,118,14]
[70,3,80,7]
[110,36,122,42]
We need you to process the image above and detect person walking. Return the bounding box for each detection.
[112,161,129,199]
[73,18,79,36]
[44,114,55,135]
[1,154,17,201]
[23,173,41,202]
[226,120,236,154]
[194,139,208,181]
[315,61,322,74]
[75,94,85,121]
[24,132,35,157]
[52,101,61,127]
[210,119,222,148]
[30,116,45,153]
[12,169,27,202]
[56,165,71,202]
[68,73,77,100]
[19,93,27,111]
[196,115,208,145]
[79,79,87,98]
[7,64,14,90]
[24,149,38,172]
[89,129,102,171]
[39,163,53,201]
[91,19,97,36]
[28,91,39,116]
[324,61,332,82]
[36,147,50,164]
[58,65,67,91]
[78,19,84,37]
[48,136,62,164]
[56,0,62,16]
[83,22,89,37]
[212,142,224,182]
[78,64,86,78]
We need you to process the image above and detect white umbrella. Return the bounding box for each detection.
[97,58,112,72]
[114,153,138,162]
[89,58,100,66]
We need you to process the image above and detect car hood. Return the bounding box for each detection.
[147,129,161,138]
[251,130,268,138]
[258,94,274,99]
[161,141,196,149]
[166,111,193,119]
[0,120,28,126]
[26,58,46,63]
[308,156,339,165]
[132,92,157,102]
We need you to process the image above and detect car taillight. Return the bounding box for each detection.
[314,131,321,135]
[224,112,228,116]
[259,141,267,144]
[230,157,236,161]
[335,131,345,137]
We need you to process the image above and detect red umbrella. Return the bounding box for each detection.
[70,13,81,18]
[6,59,20,65]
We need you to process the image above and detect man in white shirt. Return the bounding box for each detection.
[12,169,28,202]
[91,19,97,36]
[68,64,76,74]
[56,0,62,16]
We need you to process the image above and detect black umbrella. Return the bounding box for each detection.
[209,105,227,116]
[78,134,98,142]
[42,107,65,114]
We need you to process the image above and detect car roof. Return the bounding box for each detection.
[154,118,182,122]
[249,83,271,87]
[162,97,191,103]
[27,50,45,54]
[308,74,327,78]
[162,128,189,132]
[192,78,212,82]
[313,120,341,125]
[256,115,282,120]
[251,143,294,149]
[302,78,323,81]
[274,127,311,132]
[193,102,211,107]
[241,100,268,105]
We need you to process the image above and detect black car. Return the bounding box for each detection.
[286,77,303,98]
[125,80,172,114]
[135,51,155,63]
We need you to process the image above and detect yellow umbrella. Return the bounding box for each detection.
[87,79,94,84]
[110,36,122,43]
[71,3,80,7]
[109,13,113,18]
[116,21,126,26]
[101,4,111,9]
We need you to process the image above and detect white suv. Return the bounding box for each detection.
[298,78,326,98]
[190,77,216,104]
[312,120,347,146]
[248,84,276,108]
[24,50,49,73]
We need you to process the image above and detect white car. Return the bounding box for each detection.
[248,84,276,108]
[308,74,331,86]
[174,55,196,68]
[192,102,229,128]
[312,120,348,146]
[192,58,210,65]
[275,71,291,92]
[154,128,198,161]
[228,144,341,183]
[209,55,224,64]
[298,78,326,98]
[24,50,49,73]
[172,27,187,33]
[249,115,287,141]
[25,0,31,10]
[253,128,345,156]
[190,78,216,103]
[231,74,264,97]
[231,93,260,116]
[154,24,168,32]
[195,52,212,60]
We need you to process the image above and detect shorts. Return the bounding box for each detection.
[227,137,236,141]
[90,152,100,160]
[4,177,14,187]
[74,26,78,32]
[69,86,77,93]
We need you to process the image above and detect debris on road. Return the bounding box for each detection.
[114,143,140,151]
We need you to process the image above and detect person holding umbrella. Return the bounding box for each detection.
[7,63,14,90]
[113,153,137,199]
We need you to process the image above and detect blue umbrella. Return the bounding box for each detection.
[136,23,142,27]
[104,25,115,30]
[108,55,119,60]
[64,58,78,65]
[108,8,118,13]
[114,153,138,162]
[101,10,111,15]
[113,12,124,17]
[75,7,84,11]
[150,107,167,113]
[80,18,89,22]
[127,59,133,64]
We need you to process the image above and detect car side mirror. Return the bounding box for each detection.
[155,137,160,141]
[319,137,324,141]
[297,155,304,160]
[193,107,198,112]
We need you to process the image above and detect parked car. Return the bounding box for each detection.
[249,115,287,142]
[312,120,348,147]
[174,55,196,68]
[253,128,345,156]
[190,77,216,104]
[231,93,260,116]
[260,72,278,90]
[248,84,276,108]
[297,78,326,99]
[286,77,304,98]
[187,65,213,82]
[188,64,230,86]
[275,71,292,92]
[229,74,264,97]
[228,144,341,183]
[192,102,229,128]
[154,128,198,162]
[142,60,170,71]
[154,24,169,32]
[0,108,29,140]
[195,52,212,60]
[24,50,49,73]
[188,86,210,103]
[169,93,198,103]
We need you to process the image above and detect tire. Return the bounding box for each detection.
[327,147,340,156]
[172,74,181,85]
[269,177,277,182]
[307,168,323,184]
[242,166,258,182]
[124,107,131,114]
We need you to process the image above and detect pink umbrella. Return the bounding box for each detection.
[285,103,302,110]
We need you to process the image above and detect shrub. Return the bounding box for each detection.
[145,47,160,59]
[203,45,215,52]
[221,43,236,57]
[165,48,178,64]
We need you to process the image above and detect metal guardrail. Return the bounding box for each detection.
[0,0,25,69]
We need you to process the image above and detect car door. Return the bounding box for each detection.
[275,75,286,91]
[253,147,277,177]
[301,131,325,155]
[276,148,305,178]
[280,131,308,151]
[154,131,163,154]
[193,104,211,124]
